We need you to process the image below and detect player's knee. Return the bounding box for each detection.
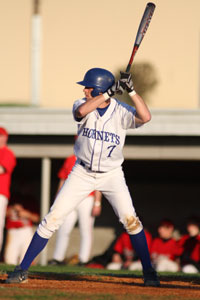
[123,215,143,235]
[37,212,63,239]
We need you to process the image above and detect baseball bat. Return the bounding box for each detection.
[126,2,156,73]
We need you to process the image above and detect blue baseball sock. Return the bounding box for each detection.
[129,229,152,271]
[20,232,49,270]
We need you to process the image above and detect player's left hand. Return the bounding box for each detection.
[107,80,125,97]
[120,72,135,93]
[91,205,101,217]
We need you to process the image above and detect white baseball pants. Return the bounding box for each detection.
[0,195,8,252]
[37,163,142,239]
[4,226,33,265]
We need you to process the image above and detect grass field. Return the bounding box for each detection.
[0,264,200,300]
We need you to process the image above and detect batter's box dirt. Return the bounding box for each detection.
[1,272,200,300]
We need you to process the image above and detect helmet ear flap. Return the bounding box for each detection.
[91,87,102,97]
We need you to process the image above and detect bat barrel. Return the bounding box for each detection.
[125,2,156,73]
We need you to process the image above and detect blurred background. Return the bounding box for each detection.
[0,0,200,264]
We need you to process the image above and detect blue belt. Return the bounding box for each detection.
[79,161,105,173]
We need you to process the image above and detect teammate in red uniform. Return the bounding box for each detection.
[151,219,180,272]
[5,201,39,265]
[48,154,102,265]
[0,127,16,256]
[107,230,152,270]
[178,217,200,273]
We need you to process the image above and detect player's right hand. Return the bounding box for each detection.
[106,80,124,97]
[120,72,135,93]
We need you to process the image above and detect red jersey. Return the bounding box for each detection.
[0,146,16,199]
[6,208,33,229]
[151,237,180,260]
[178,234,200,263]
[114,231,152,255]
[58,155,94,196]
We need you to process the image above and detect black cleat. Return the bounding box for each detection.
[143,267,160,287]
[5,265,28,284]
[48,259,65,266]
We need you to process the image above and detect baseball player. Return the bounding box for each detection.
[150,219,180,272]
[0,127,16,256]
[6,68,160,287]
[48,154,102,265]
[178,217,200,273]
[5,200,39,265]
[107,230,152,271]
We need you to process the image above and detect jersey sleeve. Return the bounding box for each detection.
[57,155,76,179]
[0,149,16,173]
[72,98,87,122]
[118,101,136,129]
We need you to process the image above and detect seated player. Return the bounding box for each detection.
[178,216,200,273]
[107,230,152,271]
[151,219,180,272]
[4,193,39,265]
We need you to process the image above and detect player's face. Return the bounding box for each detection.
[83,87,94,100]
[187,224,199,237]
[158,225,174,239]
[0,134,8,147]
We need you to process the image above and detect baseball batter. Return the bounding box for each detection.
[6,68,160,287]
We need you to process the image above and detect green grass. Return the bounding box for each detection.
[1,264,200,300]
[1,263,200,281]
[1,263,142,276]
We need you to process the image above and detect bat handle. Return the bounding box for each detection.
[125,45,139,74]
[126,64,131,73]
[116,90,123,95]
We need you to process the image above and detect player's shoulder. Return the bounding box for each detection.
[178,234,189,243]
[72,98,87,122]
[152,237,163,244]
[168,237,178,244]
[113,98,136,114]
[1,145,16,159]
[73,97,86,106]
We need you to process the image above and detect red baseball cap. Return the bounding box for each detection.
[0,127,8,137]
[159,219,174,228]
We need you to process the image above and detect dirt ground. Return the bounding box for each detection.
[1,273,200,299]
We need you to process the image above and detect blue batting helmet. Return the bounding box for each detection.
[77,68,115,97]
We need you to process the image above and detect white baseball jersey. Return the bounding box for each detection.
[73,97,137,172]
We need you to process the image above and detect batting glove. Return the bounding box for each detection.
[120,72,135,94]
[104,80,124,99]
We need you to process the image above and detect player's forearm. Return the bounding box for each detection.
[20,209,39,223]
[30,213,40,223]
[91,191,102,217]
[76,94,107,118]
[0,165,5,174]
[94,190,102,204]
[57,179,65,192]
[130,93,151,124]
